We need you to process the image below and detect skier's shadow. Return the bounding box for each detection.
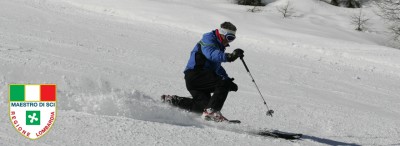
[302,135,361,146]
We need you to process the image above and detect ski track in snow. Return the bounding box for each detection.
[0,0,400,145]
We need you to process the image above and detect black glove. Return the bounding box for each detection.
[226,48,244,62]
[228,78,238,92]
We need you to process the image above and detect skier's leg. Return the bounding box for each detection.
[188,90,211,113]
[206,80,230,111]
[185,70,219,112]
[162,95,193,111]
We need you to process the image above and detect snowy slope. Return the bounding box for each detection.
[0,0,399,145]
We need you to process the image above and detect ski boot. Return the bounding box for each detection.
[201,108,228,122]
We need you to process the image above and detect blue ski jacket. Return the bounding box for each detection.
[184,30,230,80]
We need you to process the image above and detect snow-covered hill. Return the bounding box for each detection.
[1,0,399,145]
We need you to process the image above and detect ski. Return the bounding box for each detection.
[227,120,241,124]
[202,117,241,124]
[258,130,302,140]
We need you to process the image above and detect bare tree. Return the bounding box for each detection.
[351,8,370,31]
[375,0,400,41]
[248,5,262,13]
[277,1,295,18]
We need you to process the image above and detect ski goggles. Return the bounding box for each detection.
[219,28,236,42]
[225,33,236,42]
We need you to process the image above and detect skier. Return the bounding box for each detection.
[162,22,244,122]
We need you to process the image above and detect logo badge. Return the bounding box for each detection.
[9,84,57,140]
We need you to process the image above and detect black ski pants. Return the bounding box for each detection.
[178,69,235,113]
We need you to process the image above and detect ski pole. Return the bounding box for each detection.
[240,57,274,117]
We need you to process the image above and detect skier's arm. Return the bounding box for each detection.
[199,41,227,63]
